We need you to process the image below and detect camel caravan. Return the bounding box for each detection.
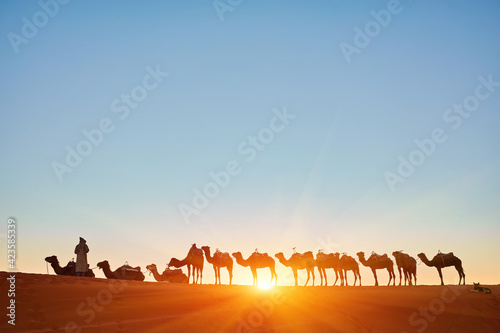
[45,242,466,286]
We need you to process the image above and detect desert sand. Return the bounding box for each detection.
[1,271,499,333]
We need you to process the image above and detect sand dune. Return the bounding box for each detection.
[1,271,499,333]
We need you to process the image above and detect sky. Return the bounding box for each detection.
[1,0,499,286]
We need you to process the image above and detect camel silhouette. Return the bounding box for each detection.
[315,251,342,286]
[357,252,395,286]
[45,255,94,277]
[201,246,233,285]
[340,253,361,286]
[417,252,465,285]
[275,250,315,286]
[392,251,417,286]
[232,250,277,286]
[145,264,188,283]
[97,260,145,281]
[168,243,204,284]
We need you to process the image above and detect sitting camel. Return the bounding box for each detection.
[45,255,94,277]
[232,250,277,286]
[392,251,417,286]
[168,243,204,284]
[201,246,233,285]
[145,264,188,283]
[340,253,361,286]
[275,249,315,286]
[417,252,465,285]
[357,252,395,286]
[97,260,145,281]
[315,250,342,286]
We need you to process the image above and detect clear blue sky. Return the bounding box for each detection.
[1,0,499,285]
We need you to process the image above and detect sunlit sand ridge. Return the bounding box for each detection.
[1,271,498,333]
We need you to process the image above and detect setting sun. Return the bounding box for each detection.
[258,281,274,290]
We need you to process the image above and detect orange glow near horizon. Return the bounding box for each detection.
[258,281,274,290]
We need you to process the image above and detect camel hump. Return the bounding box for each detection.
[163,268,183,276]
[369,253,388,261]
[253,252,270,259]
[189,247,203,257]
[119,264,141,273]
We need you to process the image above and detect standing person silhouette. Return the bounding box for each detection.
[74,237,89,277]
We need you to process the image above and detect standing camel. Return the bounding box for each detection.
[168,243,204,284]
[201,246,233,285]
[275,250,316,286]
[340,253,361,286]
[315,251,342,286]
[357,252,395,286]
[417,252,465,285]
[232,250,277,286]
[392,251,417,286]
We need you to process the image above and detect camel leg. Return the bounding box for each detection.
[456,266,465,285]
[228,267,233,286]
[200,268,203,285]
[251,268,257,286]
[437,267,444,285]
[293,269,298,287]
[273,269,278,286]
[372,268,378,286]
[212,266,217,285]
[358,270,362,286]
[322,268,327,286]
[345,270,350,286]
[318,268,324,286]
[311,268,315,286]
[305,270,310,286]
[397,266,402,286]
[340,270,344,286]
[333,269,339,286]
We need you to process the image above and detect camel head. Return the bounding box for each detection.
[232,252,242,259]
[417,253,426,260]
[334,252,341,259]
[392,251,401,258]
[356,252,365,259]
[96,260,110,270]
[201,246,210,253]
[45,255,58,264]
[275,252,285,260]
[146,264,157,274]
